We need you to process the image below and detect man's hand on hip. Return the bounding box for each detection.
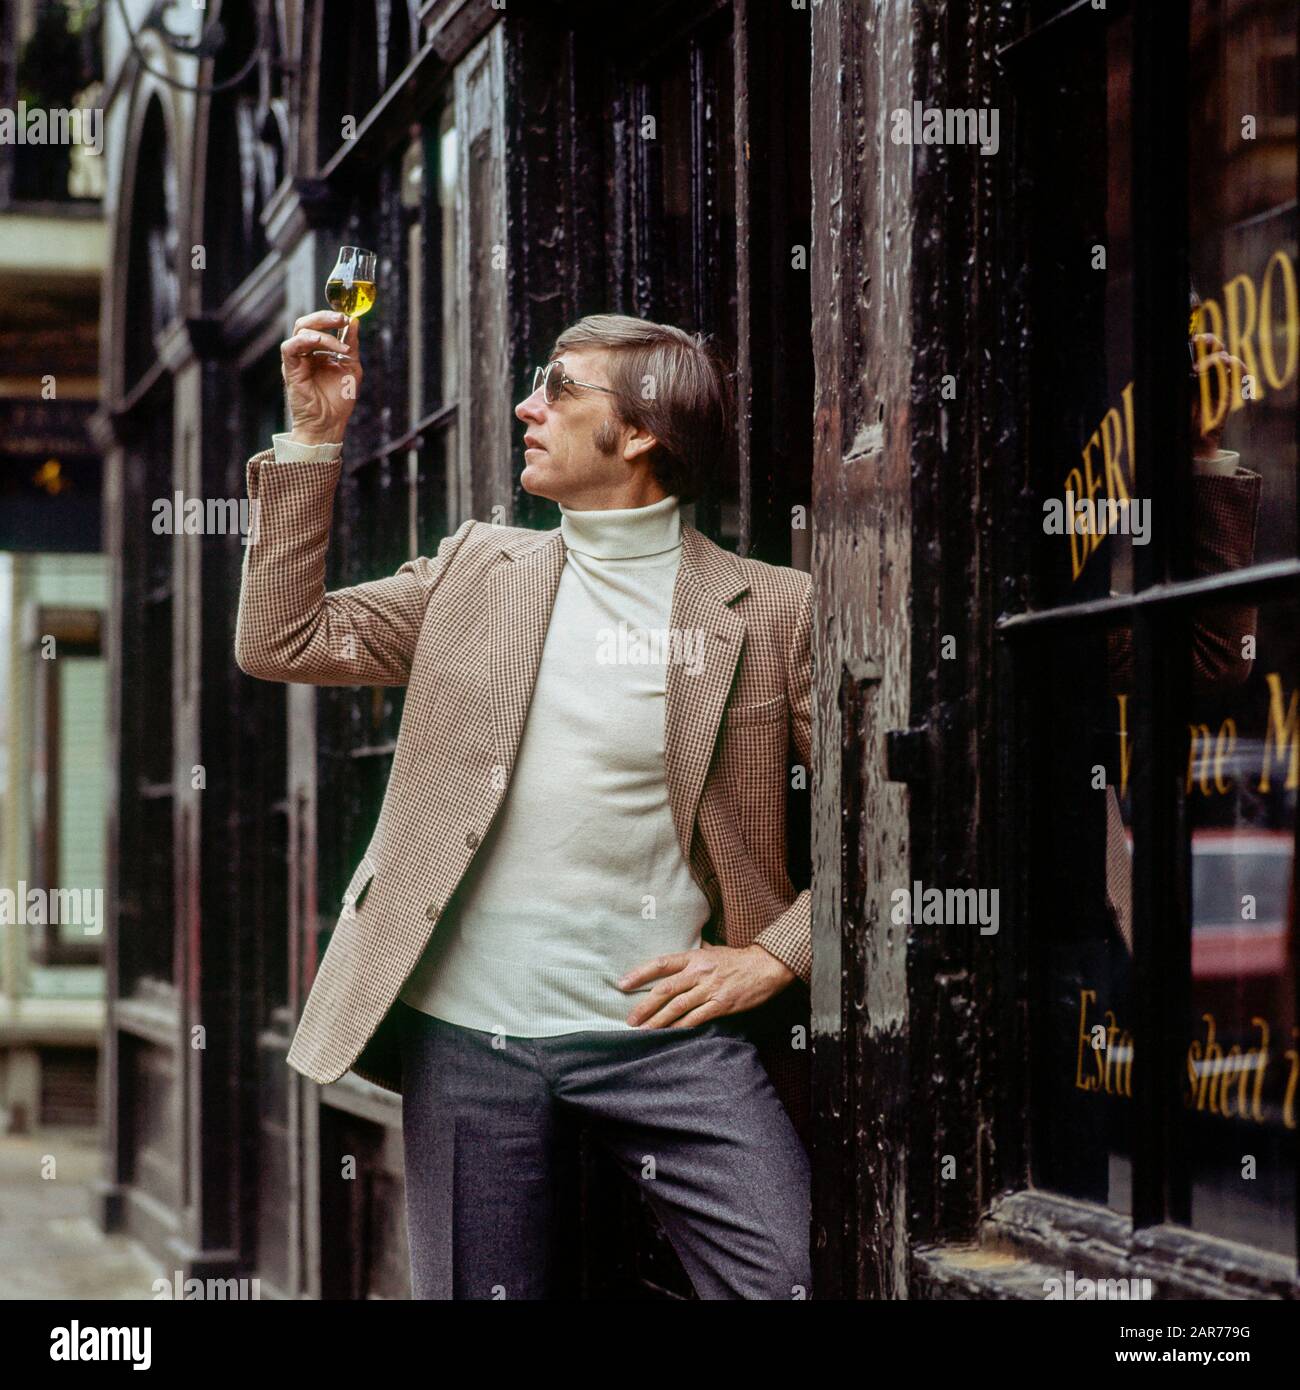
[617,943,795,1029]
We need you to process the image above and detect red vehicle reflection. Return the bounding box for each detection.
[1190,829,1292,979]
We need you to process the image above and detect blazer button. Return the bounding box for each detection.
[426,901,440,921]
[465,831,480,850]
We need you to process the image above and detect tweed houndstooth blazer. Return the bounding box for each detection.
[234,447,813,1134]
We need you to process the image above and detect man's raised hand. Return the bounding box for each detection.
[280,310,363,446]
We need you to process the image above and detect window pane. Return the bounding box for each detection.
[1025,14,1138,607]
[1189,1,1298,568]
[431,102,460,420]
[1029,589,1297,1252]
[57,656,106,950]
[1181,593,1296,1257]
[414,104,464,422]
[402,130,425,436]
[1027,621,1134,1215]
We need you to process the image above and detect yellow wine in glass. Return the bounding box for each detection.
[312,245,377,362]
[325,278,376,319]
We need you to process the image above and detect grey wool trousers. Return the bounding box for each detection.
[395,999,812,1300]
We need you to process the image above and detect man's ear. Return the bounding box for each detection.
[621,422,659,465]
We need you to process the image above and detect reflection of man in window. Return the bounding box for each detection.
[1104,329,1263,952]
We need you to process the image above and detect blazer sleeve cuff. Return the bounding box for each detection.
[753,890,811,985]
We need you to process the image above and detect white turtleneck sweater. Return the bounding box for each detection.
[395,486,712,1035]
[268,431,710,1035]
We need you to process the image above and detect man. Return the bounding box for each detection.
[235,311,813,1300]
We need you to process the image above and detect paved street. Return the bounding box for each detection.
[0,1127,164,1299]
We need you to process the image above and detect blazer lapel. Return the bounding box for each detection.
[664,525,750,862]
[484,520,750,866]
[485,529,568,775]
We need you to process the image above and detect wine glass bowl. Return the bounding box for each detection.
[311,245,378,362]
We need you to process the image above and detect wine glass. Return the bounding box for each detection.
[311,245,378,363]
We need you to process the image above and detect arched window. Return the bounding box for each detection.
[117,96,179,989]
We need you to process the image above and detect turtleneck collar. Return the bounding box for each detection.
[559,492,681,560]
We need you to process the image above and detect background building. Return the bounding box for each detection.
[85,0,1300,1301]
[0,0,106,1136]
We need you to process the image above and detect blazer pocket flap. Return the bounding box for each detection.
[340,856,376,917]
[724,694,787,726]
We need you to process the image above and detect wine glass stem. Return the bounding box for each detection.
[338,318,351,352]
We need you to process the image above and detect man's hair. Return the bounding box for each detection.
[549,314,734,505]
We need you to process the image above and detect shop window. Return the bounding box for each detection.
[1000,0,1297,1269]
[1182,593,1296,1255]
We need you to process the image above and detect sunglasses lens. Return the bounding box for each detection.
[544,361,563,404]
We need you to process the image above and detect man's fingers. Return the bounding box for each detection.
[635,987,716,1030]
[1191,334,1246,375]
[293,311,350,335]
[617,952,693,988]
[1193,349,1244,377]
[281,329,355,360]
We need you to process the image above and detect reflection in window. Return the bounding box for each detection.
[1026,15,1137,606]
[1183,596,1296,1257]
[1190,0,1298,569]
[1030,393,1268,1225]
[1022,8,1298,1254]
[1176,1,1298,1255]
[1028,621,1134,1216]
